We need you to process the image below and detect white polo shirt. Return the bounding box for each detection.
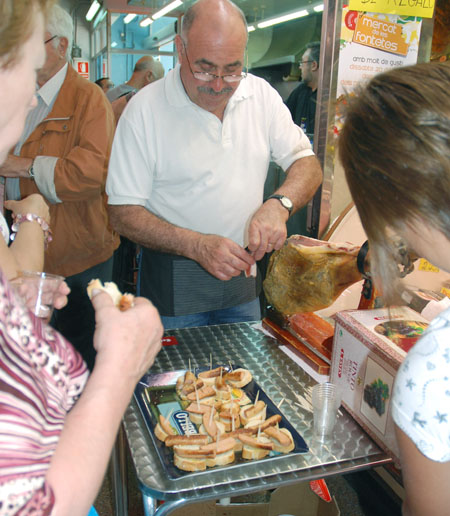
[106,64,313,247]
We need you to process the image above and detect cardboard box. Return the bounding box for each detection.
[167,483,340,516]
[330,307,429,461]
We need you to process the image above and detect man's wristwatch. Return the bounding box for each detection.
[28,160,35,180]
[266,194,293,215]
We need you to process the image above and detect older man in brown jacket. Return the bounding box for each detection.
[0,5,118,369]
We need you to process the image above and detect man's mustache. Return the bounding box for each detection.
[198,86,233,96]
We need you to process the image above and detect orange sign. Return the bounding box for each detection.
[353,14,409,56]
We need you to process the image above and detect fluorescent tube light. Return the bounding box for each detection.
[257,9,309,29]
[93,7,107,28]
[86,0,101,22]
[140,17,153,27]
[247,25,255,32]
[123,13,137,24]
[152,0,183,20]
[314,4,324,12]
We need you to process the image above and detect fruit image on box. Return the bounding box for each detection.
[373,320,428,352]
[363,378,390,417]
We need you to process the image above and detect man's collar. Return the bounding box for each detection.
[165,63,253,110]
[38,63,68,106]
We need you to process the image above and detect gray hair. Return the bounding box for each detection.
[150,59,165,80]
[181,0,247,41]
[305,41,320,66]
[47,4,73,60]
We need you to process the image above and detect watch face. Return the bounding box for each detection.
[281,197,293,210]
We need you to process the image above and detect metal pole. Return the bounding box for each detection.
[307,0,343,238]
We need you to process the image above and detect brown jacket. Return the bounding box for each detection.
[20,65,119,277]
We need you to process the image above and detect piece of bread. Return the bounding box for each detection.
[200,437,236,467]
[198,367,225,386]
[239,434,273,460]
[202,407,221,438]
[230,388,252,406]
[173,444,216,458]
[173,453,207,472]
[186,402,211,425]
[206,448,235,468]
[214,376,231,401]
[224,368,252,388]
[244,414,282,432]
[87,279,134,311]
[240,401,266,426]
[154,414,176,442]
[264,427,295,453]
[221,428,255,452]
[199,420,226,440]
[177,379,204,400]
[186,385,215,401]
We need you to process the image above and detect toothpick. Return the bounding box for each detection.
[277,398,285,409]
[254,390,260,406]
[188,358,191,373]
[229,360,233,372]
[195,383,200,407]
[210,353,212,371]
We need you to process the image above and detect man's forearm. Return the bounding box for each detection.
[0,155,33,178]
[108,204,201,260]
[276,155,323,214]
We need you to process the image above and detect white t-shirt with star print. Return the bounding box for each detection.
[391,306,450,462]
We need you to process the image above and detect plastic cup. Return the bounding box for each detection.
[12,271,64,321]
[311,382,342,441]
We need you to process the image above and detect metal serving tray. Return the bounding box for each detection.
[134,365,308,480]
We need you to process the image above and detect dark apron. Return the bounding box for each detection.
[138,247,261,317]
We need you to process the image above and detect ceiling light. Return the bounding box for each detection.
[140,17,153,27]
[123,13,137,24]
[314,4,325,12]
[111,41,118,48]
[257,9,309,29]
[93,7,107,28]
[152,0,183,20]
[86,0,101,22]
[247,25,255,32]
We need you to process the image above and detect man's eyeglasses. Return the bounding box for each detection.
[45,35,59,45]
[181,40,247,83]
[298,60,314,67]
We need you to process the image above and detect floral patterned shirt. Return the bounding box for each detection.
[392,306,450,462]
[0,269,88,514]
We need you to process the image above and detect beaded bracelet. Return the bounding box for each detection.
[10,213,53,248]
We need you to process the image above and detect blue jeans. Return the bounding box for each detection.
[161,298,261,330]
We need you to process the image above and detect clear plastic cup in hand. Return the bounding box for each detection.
[311,382,342,441]
[12,271,64,321]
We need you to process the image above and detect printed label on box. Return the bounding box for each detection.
[360,357,394,434]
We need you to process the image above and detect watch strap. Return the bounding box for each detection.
[266,194,293,214]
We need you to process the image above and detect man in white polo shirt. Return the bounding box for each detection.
[106,0,322,329]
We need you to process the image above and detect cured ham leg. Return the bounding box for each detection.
[263,235,362,315]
